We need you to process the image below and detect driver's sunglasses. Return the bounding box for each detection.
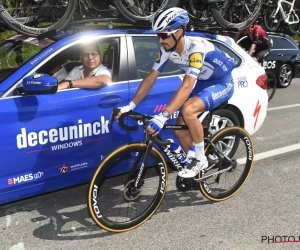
[156,29,178,40]
[81,52,99,58]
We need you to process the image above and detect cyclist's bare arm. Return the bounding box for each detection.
[164,74,196,115]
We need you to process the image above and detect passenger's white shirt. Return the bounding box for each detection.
[65,64,111,80]
[53,66,68,83]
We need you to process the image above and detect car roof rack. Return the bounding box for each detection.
[66,18,151,29]
[266,31,288,37]
[44,17,267,41]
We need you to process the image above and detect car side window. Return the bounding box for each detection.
[269,37,281,50]
[132,36,183,79]
[277,37,298,50]
[37,38,119,81]
[210,40,241,67]
[8,38,119,97]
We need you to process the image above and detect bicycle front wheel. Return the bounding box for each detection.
[87,143,168,233]
[199,126,254,201]
[211,0,262,30]
[263,5,281,32]
[0,0,77,37]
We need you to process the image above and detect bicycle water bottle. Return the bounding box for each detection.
[169,141,188,166]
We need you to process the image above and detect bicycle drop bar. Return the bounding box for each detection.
[117,111,172,147]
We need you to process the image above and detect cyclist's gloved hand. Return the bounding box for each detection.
[148,113,168,134]
[119,101,136,114]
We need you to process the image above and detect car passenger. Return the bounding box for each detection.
[58,43,112,90]
[115,7,235,178]
[234,24,273,64]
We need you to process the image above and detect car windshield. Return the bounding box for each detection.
[0,34,55,83]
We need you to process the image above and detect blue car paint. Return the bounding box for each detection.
[0,82,130,204]
[0,28,211,205]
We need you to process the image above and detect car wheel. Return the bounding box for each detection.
[205,109,240,161]
[278,64,293,88]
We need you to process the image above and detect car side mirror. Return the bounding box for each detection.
[22,74,58,95]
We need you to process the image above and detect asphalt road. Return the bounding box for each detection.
[1,79,300,250]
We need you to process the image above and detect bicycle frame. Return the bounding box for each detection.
[272,0,299,24]
[128,110,234,192]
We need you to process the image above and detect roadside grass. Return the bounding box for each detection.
[0,30,17,42]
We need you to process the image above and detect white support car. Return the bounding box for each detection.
[203,33,268,135]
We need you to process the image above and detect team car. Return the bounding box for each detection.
[264,32,300,88]
[0,25,268,205]
[237,32,300,88]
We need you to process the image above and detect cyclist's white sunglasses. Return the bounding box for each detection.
[156,29,179,40]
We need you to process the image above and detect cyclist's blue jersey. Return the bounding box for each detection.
[152,36,235,84]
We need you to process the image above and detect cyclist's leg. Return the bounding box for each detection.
[253,45,271,64]
[174,116,193,153]
[178,75,234,178]
[174,83,208,153]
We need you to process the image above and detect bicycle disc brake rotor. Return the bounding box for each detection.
[124,179,143,201]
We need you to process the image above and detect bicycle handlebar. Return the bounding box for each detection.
[109,108,171,147]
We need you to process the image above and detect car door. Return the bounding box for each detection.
[264,35,295,71]
[126,35,185,143]
[0,35,130,204]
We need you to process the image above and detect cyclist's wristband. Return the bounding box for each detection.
[129,101,136,110]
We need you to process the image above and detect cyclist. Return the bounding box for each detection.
[234,23,273,64]
[115,7,235,178]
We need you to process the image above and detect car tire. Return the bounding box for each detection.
[278,64,293,88]
[265,71,277,102]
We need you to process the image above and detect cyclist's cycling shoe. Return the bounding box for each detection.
[178,157,208,178]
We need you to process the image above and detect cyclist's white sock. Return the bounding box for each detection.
[194,141,206,162]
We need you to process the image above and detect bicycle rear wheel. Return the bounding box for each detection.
[289,9,300,35]
[263,5,281,31]
[113,0,178,23]
[0,0,77,37]
[211,0,262,30]
[198,126,254,201]
[87,143,168,232]
[265,71,277,102]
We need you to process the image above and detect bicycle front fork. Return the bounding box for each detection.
[125,140,154,193]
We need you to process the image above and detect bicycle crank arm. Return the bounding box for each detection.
[192,166,232,183]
